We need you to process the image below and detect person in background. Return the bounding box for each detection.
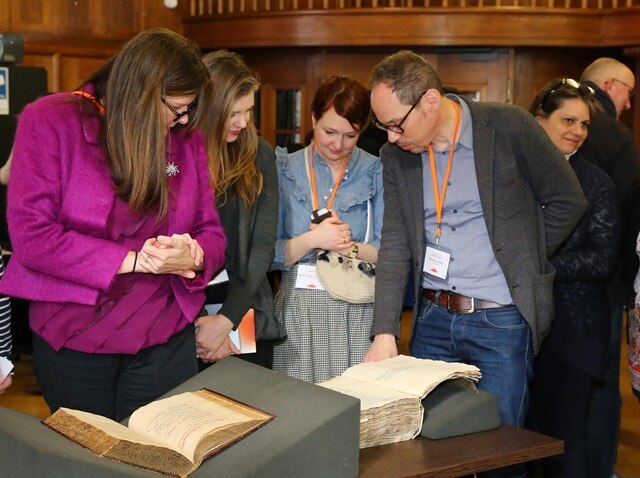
[0,28,226,420]
[0,151,12,393]
[528,78,620,478]
[579,57,640,478]
[0,151,11,186]
[367,50,586,478]
[0,252,11,394]
[629,233,640,402]
[272,76,383,383]
[195,50,285,368]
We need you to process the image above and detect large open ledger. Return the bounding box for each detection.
[319,355,481,448]
[43,389,274,477]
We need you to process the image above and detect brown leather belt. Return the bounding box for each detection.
[422,289,507,314]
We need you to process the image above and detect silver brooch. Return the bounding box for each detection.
[165,162,180,176]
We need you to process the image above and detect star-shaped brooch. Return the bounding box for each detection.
[165,162,180,177]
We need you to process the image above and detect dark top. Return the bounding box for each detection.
[208,138,285,341]
[580,81,640,301]
[544,153,620,379]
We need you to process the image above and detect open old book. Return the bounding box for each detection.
[43,389,274,477]
[319,355,481,448]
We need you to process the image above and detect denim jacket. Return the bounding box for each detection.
[273,145,383,271]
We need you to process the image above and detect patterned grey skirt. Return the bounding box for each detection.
[273,264,374,383]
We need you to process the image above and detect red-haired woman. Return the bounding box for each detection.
[272,76,384,383]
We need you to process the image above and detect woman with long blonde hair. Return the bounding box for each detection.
[195,50,284,368]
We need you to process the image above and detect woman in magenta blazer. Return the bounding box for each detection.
[0,29,226,420]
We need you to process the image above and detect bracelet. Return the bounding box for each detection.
[349,242,360,259]
[132,251,138,273]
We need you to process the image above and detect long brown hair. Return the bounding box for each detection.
[202,50,261,207]
[84,28,210,217]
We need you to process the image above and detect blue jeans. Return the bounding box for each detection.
[586,303,622,478]
[411,298,534,426]
[411,298,534,478]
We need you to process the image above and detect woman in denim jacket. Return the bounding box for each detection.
[272,76,384,383]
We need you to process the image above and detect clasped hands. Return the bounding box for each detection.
[308,210,354,255]
[138,233,203,278]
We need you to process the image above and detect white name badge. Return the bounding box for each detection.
[295,264,326,290]
[423,244,451,280]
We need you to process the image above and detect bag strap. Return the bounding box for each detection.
[364,199,372,243]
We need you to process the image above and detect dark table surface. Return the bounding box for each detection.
[359,425,563,478]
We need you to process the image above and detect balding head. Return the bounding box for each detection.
[581,57,635,118]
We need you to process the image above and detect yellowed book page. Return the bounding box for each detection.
[318,375,414,410]
[59,408,174,450]
[341,355,480,398]
[129,390,269,463]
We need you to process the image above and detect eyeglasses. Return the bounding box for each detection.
[539,78,595,111]
[612,78,636,97]
[372,91,427,134]
[161,97,198,121]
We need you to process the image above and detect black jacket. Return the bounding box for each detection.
[580,81,640,301]
[544,153,620,379]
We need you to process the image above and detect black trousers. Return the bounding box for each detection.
[532,347,596,478]
[33,326,198,421]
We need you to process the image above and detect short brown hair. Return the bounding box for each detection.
[370,50,443,106]
[311,76,370,132]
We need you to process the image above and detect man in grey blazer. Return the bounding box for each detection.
[365,51,586,475]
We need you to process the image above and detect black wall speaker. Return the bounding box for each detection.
[0,34,23,65]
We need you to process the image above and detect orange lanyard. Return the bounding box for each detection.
[428,99,461,245]
[308,143,350,211]
[71,90,105,114]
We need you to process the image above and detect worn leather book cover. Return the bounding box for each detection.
[43,388,274,477]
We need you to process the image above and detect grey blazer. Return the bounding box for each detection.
[218,138,285,341]
[371,99,587,353]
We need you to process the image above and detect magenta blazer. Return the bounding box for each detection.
[0,93,226,323]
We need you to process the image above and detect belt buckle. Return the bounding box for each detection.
[447,294,476,314]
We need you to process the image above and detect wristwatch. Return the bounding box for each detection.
[349,242,359,259]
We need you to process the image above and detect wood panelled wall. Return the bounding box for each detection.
[0,0,637,142]
[0,0,183,92]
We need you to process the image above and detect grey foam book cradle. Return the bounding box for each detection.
[420,381,501,439]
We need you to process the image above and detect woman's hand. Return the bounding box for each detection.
[0,374,13,394]
[139,234,204,278]
[194,314,241,362]
[308,212,354,253]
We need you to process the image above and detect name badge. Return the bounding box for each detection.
[295,264,326,290]
[423,244,451,280]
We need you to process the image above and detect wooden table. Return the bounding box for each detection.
[359,426,563,477]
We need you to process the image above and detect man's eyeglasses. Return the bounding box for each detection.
[161,97,198,121]
[372,91,427,135]
[539,78,595,111]
[612,78,636,97]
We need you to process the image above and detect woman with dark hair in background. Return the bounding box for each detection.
[528,78,620,477]
[195,50,284,368]
[272,76,383,383]
[0,28,226,420]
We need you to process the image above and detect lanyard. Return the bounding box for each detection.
[71,90,105,114]
[428,99,461,245]
[307,143,350,211]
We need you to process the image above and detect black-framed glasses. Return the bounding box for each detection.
[161,97,198,121]
[612,78,636,97]
[539,78,595,111]
[372,91,427,134]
